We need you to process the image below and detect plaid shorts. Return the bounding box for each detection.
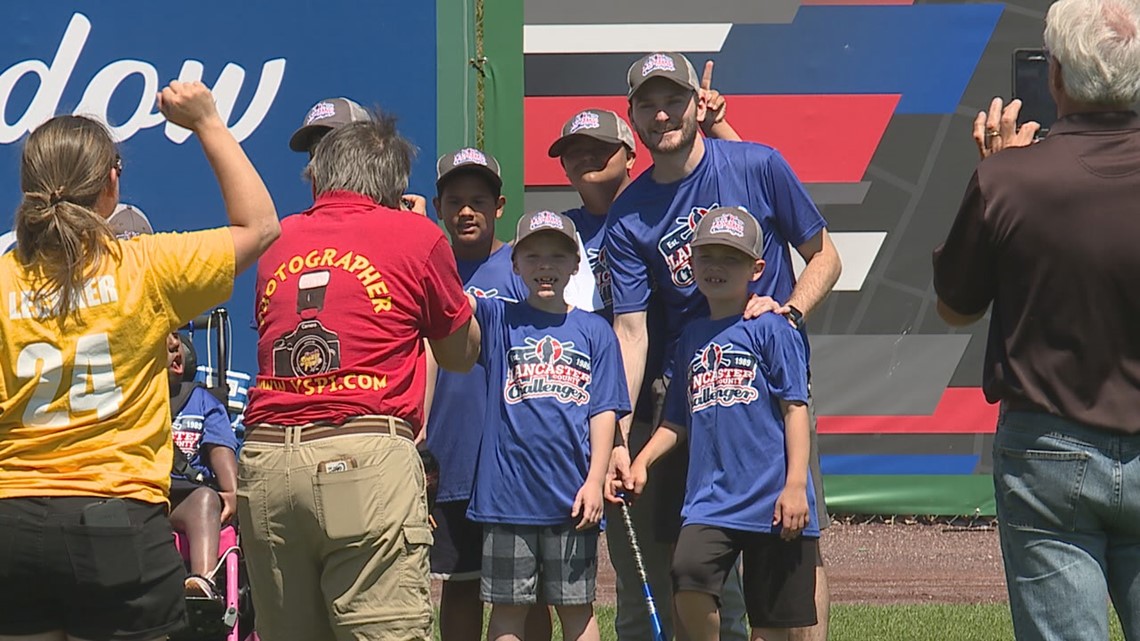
[480,523,598,606]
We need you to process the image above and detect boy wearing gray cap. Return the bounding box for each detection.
[629,207,819,641]
[466,210,631,641]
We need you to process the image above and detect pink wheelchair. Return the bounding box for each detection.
[170,527,257,641]
[169,308,258,641]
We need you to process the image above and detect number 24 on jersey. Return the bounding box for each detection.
[17,332,124,427]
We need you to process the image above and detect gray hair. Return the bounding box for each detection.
[1045,0,1140,106]
[304,112,416,207]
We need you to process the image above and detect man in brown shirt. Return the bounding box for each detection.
[933,1,1140,638]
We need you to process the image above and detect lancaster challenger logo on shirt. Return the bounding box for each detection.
[687,342,759,412]
[172,415,205,456]
[504,336,592,406]
[658,203,718,287]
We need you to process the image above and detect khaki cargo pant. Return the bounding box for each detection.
[237,428,433,641]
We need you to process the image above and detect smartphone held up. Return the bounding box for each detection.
[1012,48,1057,138]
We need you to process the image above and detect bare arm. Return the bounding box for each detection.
[612,311,649,444]
[774,399,811,539]
[572,410,616,529]
[428,317,480,373]
[586,410,616,488]
[787,228,842,318]
[157,81,279,275]
[420,340,439,443]
[634,424,681,469]
[625,424,681,498]
[706,118,742,142]
[782,401,810,490]
[207,444,239,523]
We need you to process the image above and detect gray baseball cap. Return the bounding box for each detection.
[547,109,636,158]
[436,147,503,191]
[690,206,763,259]
[627,52,701,99]
[108,203,153,240]
[513,210,579,256]
[289,97,371,152]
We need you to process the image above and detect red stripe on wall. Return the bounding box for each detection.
[525,94,899,186]
[817,388,999,434]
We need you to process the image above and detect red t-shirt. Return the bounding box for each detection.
[243,191,472,430]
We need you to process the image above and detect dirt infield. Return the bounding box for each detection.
[815,519,1007,605]
[432,519,1009,606]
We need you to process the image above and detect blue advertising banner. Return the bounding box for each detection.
[0,5,438,376]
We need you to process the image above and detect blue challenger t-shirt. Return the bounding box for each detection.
[605,139,826,377]
[662,312,818,537]
[172,386,239,484]
[468,298,630,525]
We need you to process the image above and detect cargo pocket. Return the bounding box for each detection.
[64,523,144,587]
[313,466,385,540]
[400,525,434,589]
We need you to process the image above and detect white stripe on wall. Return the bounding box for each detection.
[524,24,733,54]
[791,232,887,292]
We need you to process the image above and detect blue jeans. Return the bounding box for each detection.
[994,409,1140,641]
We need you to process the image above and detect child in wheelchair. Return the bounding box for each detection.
[167,331,239,601]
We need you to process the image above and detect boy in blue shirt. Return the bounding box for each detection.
[468,210,631,641]
[166,332,239,600]
[424,148,546,641]
[628,207,818,641]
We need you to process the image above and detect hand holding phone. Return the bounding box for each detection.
[973,97,1042,160]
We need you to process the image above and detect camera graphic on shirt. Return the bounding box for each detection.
[272,319,341,377]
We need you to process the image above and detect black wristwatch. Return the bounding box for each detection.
[786,304,804,330]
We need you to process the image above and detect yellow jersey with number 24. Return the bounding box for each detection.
[0,228,234,505]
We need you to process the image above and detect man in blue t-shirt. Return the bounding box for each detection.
[467,210,630,641]
[166,332,239,601]
[629,208,819,639]
[606,52,842,641]
[548,68,750,641]
[423,148,549,641]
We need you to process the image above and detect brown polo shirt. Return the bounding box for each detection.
[934,111,1140,434]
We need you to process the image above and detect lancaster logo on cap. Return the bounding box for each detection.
[569,111,601,133]
[709,213,747,238]
[529,211,565,231]
[642,54,676,77]
[306,102,337,124]
[453,147,488,167]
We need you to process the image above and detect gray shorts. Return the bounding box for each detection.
[480,524,598,606]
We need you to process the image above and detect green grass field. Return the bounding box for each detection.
[436,604,1126,640]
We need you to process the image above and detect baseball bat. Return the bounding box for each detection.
[618,494,668,641]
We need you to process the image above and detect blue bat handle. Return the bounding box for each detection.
[643,585,668,641]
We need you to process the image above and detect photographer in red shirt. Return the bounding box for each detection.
[239,112,480,641]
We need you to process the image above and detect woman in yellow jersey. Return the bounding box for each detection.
[0,81,279,641]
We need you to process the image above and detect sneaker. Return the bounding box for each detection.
[185,574,220,600]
